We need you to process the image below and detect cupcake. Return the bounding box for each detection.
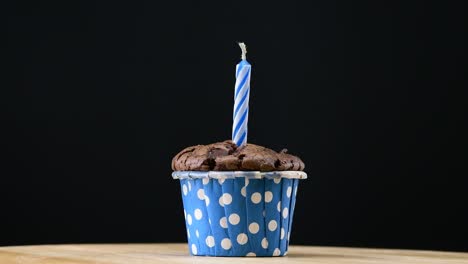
[172,140,307,257]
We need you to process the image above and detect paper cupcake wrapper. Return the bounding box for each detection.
[173,171,306,257]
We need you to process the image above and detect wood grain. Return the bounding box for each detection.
[0,243,467,264]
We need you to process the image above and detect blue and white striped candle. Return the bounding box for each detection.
[232,43,251,146]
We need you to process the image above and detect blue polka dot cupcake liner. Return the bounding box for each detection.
[172,171,307,257]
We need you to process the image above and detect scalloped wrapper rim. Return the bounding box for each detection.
[172,171,307,180]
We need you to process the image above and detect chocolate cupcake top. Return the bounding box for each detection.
[172,140,305,172]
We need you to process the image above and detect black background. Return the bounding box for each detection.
[2,0,467,252]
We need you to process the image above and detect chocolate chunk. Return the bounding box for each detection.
[171,140,305,171]
[214,156,240,170]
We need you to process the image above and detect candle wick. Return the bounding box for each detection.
[238,42,247,60]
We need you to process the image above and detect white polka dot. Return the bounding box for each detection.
[219,193,232,207]
[202,178,210,185]
[268,220,277,231]
[184,209,186,218]
[206,236,215,247]
[281,228,285,239]
[286,186,292,198]
[273,248,281,256]
[187,229,190,239]
[237,233,248,245]
[218,178,225,185]
[187,214,192,225]
[187,181,191,191]
[245,178,250,186]
[196,229,199,238]
[191,244,197,255]
[228,213,240,225]
[204,195,210,206]
[261,238,268,249]
[220,217,228,228]
[241,186,246,197]
[248,222,259,234]
[273,178,281,184]
[251,192,262,204]
[265,191,273,203]
[194,209,203,220]
[182,184,188,196]
[277,201,281,212]
[246,252,256,257]
[221,238,232,250]
[197,189,205,200]
[282,207,289,219]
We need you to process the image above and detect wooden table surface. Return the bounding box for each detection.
[0,243,467,264]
